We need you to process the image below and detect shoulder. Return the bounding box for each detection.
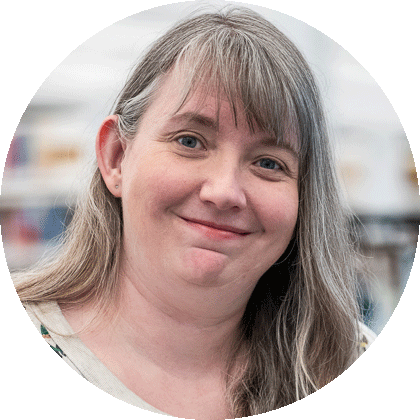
[24,301,72,333]
[23,302,169,414]
[23,302,83,376]
[358,322,377,353]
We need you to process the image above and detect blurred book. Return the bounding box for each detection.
[5,136,30,169]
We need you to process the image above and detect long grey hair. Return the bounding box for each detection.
[15,7,362,417]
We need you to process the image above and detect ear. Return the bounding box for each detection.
[96,115,125,197]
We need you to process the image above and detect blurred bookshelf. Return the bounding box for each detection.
[1,113,419,337]
[335,126,420,333]
[1,123,85,270]
[354,214,419,333]
[0,4,419,336]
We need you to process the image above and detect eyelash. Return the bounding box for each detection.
[175,135,288,175]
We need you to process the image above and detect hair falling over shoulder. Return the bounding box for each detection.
[14,7,363,417]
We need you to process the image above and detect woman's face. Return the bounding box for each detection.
[119,71,299,303]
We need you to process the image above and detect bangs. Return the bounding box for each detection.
[170,28,301,153]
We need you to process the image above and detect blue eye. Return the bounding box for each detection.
[178,136,201,149]
[257,158,280,170]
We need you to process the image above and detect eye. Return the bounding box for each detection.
[256,158,281,171]
[177,136,204,149]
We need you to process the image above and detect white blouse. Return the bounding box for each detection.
[24,300,376,416]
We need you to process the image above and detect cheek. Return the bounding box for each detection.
[122,153,196,221]
[258,186,299,237]
[253,187,299,274]
[230,185,299,284]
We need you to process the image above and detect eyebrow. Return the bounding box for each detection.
[166,111,299,158]
[167,112,219,131]
[258,137,299,159]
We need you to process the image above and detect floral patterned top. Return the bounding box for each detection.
[25,301,376,415]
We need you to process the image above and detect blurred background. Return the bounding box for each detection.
[1,1,418,334]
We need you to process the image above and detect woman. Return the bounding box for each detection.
[14,7,375,419]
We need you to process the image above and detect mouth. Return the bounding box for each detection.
[180,217,252,239]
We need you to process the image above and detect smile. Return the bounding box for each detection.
[180,217,252,240]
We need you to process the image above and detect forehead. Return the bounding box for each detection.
[150,69,227,121]
[146,69,299,152]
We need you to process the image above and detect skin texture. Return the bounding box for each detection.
[64,70,299,419]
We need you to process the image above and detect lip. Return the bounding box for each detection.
[180,217,252,240]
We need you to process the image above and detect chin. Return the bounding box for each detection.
[177,247,230,287]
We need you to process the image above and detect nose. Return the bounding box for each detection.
[199,163,247,211]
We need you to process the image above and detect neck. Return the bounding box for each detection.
[113,272,245,377]
[62,268,250,380]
